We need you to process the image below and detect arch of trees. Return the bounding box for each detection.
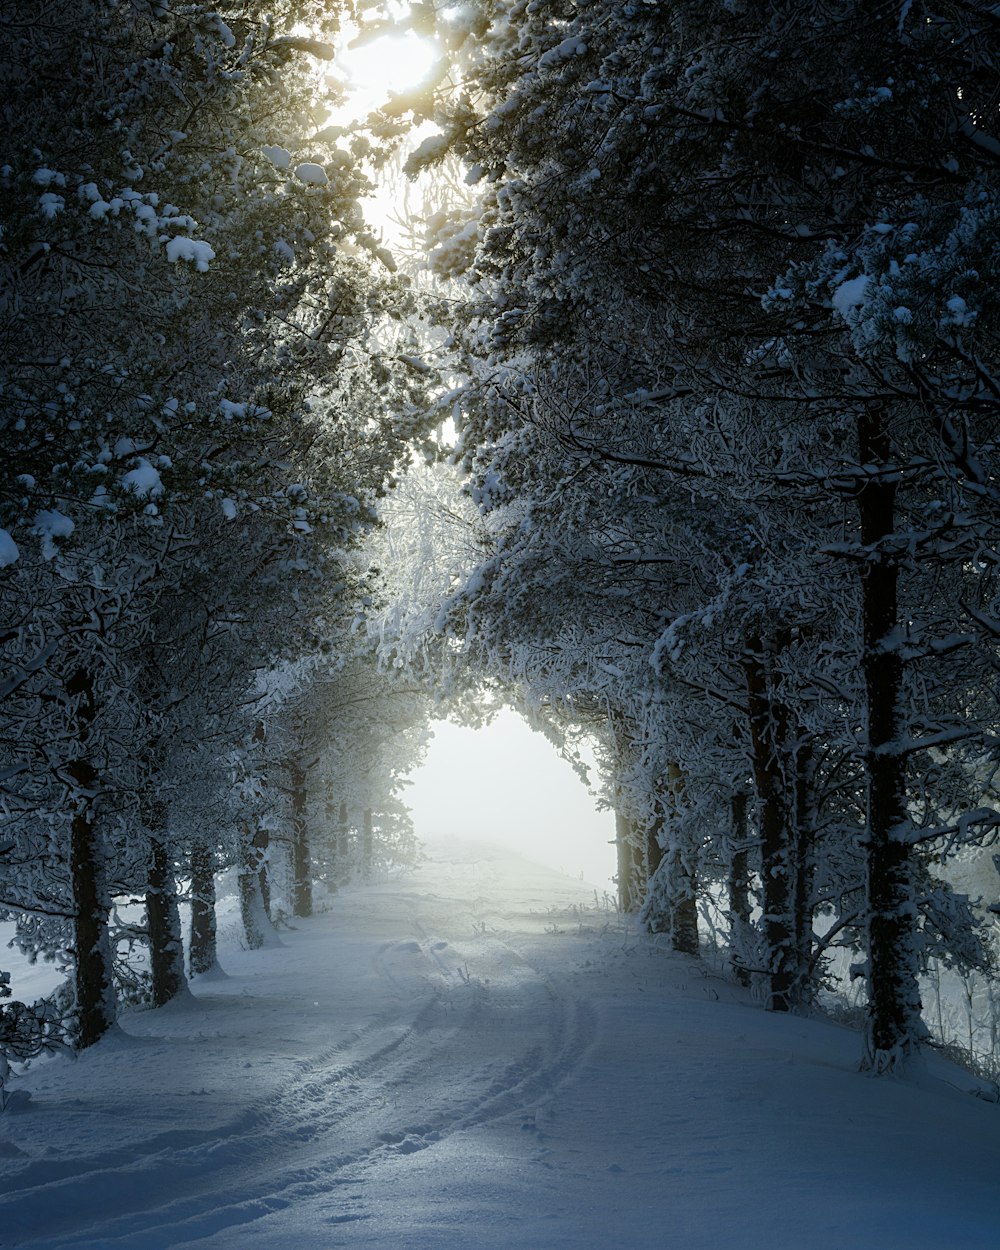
[3,0,1000,1086]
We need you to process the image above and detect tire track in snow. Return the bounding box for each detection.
[3,920,598,1249]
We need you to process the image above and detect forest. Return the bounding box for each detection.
[2,0,1000,1111]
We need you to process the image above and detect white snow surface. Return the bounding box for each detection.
[2,836,1000,1249]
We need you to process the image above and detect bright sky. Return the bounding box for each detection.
[329,27,440,119]
[403,709,617,894]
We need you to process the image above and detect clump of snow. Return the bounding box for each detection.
[218,399,272,421]
[221,498,238,520]
[0,529,19,568]
[262,145,292,170]
[120,458,164,498]
[32,509,74,560]
[941,294,977,328]
[404,133,449,177]
[294,163,328,186]
[164,237,216,271]
[214,17,236,48]
[539,36,588,68]
[37,192,64,219]
[831,273,869,320]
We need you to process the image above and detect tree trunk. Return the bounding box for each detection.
[361,808,374,881]
[743,629,796,1012]
[642,768,699,953]
[615,811,642,912]
[66,666,116,1050]
[321,785,339,894]
[146,830,186,1006]
[68,758,117,1049]
[189,841,218,975]
[254,825,271,919]
[238,824,277,950]
[857,402,923,1072]
[645,807,664,883]
[336,799,350,885]
[728,791,753,987]
[664,843,700,954]
[791,740,816,1008]
[289,760,312,917]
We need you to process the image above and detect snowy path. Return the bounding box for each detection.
[3,837,1000,1249]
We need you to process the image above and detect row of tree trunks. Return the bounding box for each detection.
[65,705,328,1043]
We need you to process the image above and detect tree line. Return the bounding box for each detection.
[389,0,1000,1075]
[0,0,432,1075]
[3,0,1000,1085]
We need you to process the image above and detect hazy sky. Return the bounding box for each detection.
[404,709,617,894]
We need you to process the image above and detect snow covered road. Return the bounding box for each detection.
[3,836,1000,1249]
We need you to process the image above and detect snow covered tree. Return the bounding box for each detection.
[391,0,1000,1070]
[1,0,434,1045]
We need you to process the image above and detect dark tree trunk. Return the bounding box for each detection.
[189,841,218,975]
[728,791,753,987]
[69,759,117,1049]
[857,403,922,1072]
[645,807,664,883]
[664,843,700,955]
[146,830,186,1006]
[791,740,816,1007]
[643,768,699,953]
[743,629,796,1012]
[66,666,116,1050]
[254,825,271,918]
[289,759,312,917]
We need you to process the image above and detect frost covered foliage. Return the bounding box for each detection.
[0,1,435,1048]
[0,970,71,1109]
[383,0,1000,1072]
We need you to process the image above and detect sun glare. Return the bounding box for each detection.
[333,30,440,116]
